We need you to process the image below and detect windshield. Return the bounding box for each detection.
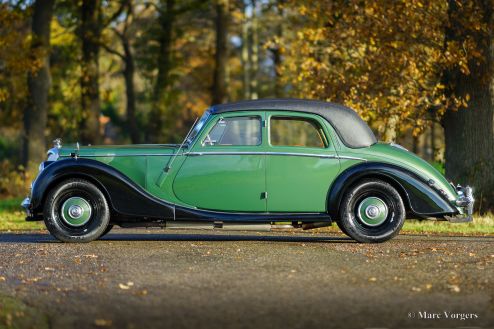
[186,109,211,144]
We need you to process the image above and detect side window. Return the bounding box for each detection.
[270,117,326,148]
[203,116,261,146]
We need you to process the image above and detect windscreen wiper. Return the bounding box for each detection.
[155,117,198,187]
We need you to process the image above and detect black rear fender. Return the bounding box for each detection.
[328,162,457,219]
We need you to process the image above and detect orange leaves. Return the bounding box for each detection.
[281,0,487,136]
[284,0,443,129]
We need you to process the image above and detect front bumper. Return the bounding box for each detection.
[21,197,31,216]
[21,197,40,221]
[446,185,474,223]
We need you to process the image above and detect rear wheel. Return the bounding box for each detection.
[43,179,110,243]
[99,224,114,238]
[336,221,349,236]
[339,179,405,243]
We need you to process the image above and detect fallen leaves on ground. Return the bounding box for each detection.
[119,282,134,290]
[448,284,461,293]
[94,319,112,327]
[135,289,148,297]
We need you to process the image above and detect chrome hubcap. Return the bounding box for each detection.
[68,205,83,219]
[357,197,388,227]
[365,205,380,218]
[61,197,92,227]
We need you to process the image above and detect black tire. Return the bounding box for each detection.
[43,178,110,243]
[336,221,350,236]
[99,224,114,238]
[339,179,405,243]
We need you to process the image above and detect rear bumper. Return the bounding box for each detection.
[446,185,474,223]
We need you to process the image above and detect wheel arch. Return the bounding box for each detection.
[327,162,457,220]
[334,173,412,215]
[31,158,175,220]
[38,173,112,216]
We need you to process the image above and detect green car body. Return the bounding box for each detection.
[22,99,474,243]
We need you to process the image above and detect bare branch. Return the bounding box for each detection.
[100,41,125,60]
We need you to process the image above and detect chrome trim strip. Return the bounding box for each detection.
[187,151,337,159]
[338,155,368,161]
[77,154,176,157]
[76,151,367,161]
[187,151,367,161]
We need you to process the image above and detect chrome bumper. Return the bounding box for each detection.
[21,197,32,217]
[446,185,474,223]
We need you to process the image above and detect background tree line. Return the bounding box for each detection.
[0,0,492,212]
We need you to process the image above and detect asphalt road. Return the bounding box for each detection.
[0,229,493,329]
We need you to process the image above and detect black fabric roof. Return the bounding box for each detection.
[210,98,377,148]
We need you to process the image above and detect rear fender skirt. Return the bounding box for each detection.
[30,158,175,219]
[328,162,457,218]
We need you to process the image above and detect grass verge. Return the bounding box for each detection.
[0,198,43,231]
[402,214,494,235]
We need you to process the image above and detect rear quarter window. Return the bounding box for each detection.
[270,117,326,148]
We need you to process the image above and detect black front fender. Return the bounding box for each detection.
[30,158,175,219]
[328,162,457,219]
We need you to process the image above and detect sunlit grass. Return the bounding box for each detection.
[0,198,44,231]
[402,214,494,235]
[0,197,25,212]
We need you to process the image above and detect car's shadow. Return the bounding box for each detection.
[0,231,354,244]
[1,232,491,244]
[102,232,355,243]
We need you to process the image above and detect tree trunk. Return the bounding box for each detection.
[271,45,282,98]
[442,0,494,212]
[430,122,436,161]
[241,3,251,100]
[148,0,175,143]
[121,34,140,144]
[382,114,398,143]
[23,0,55,171]
[269,0,284,98]
[249,0,259,100]
[412,134,419,154]
[211,0,229,104]
[80,0,102,145]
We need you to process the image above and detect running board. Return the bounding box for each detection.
[165,221,272,231]
[118,221,332,231]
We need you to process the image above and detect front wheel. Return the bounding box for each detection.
[339,179,405,243]
[43,179,110,243]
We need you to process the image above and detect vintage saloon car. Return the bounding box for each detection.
[22,99,474,243]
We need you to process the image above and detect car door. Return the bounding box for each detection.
[266,112,341,212]
[173,112,266,212]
